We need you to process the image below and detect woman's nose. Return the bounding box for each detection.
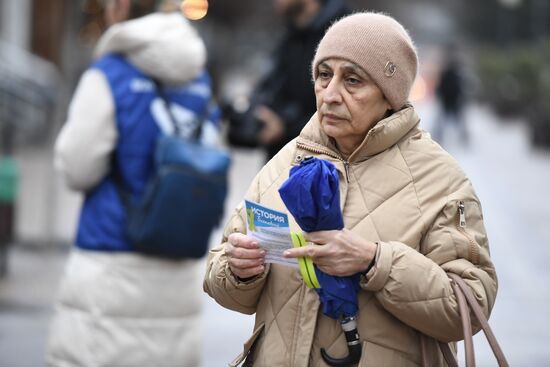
[323,79,343,104]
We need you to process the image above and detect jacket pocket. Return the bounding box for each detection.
[358,340,419,367]
[229,323,265,367]
[452,199,484,265]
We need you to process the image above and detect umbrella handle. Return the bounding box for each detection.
[321,316,362,367]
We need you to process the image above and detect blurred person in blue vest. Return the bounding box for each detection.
[227,0,350,159]
[46,1,219,366]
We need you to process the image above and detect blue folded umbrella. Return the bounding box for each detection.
[279,157,360,320]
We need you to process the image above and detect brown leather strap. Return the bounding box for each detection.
[439,341,459,367]
[425,273,509,367]
[421,333,456,367]
[438,276,475,367]
[420,333,430,367]
[447,273,510,367]
[451,276,476,367]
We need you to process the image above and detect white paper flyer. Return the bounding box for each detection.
[245,200,298,267]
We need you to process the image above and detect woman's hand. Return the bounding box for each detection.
[255,105,285,145]
[283,229,377,277]
[225,233,266,280]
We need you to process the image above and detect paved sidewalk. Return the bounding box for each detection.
[0,246,66,367]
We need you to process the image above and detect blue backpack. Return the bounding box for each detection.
[114,82,230,259]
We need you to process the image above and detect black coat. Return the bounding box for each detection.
[257,0,350,159]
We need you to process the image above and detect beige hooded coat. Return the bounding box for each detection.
[204,106,497,366]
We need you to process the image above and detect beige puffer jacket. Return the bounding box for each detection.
[204,106,497,367]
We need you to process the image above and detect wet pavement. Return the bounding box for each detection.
[1,100,550,366]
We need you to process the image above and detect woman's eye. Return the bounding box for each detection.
[318,71,331,79]
[346,77,360,85]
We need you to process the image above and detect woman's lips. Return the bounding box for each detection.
[323,113,345,121]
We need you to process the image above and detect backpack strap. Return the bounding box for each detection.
[152,79,210,141]
[111,79,213,209]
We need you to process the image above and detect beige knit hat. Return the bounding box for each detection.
[312,12,418,110]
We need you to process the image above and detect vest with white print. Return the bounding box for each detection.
[75,54,218,252]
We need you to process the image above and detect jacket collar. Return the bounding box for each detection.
[297,105,420,162]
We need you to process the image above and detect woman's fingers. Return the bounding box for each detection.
[283,244,319,259]
[303,230,339,244]
[227,233,261,250]
[226,233,265,259]
[226,233,266,278]
[228,232,260,249]
[226,244,265,259]
[228,256,264,270]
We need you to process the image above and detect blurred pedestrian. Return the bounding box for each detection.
[227,0,350,160]
[204,12,497,366]
[433,51,469,145]
[46,1,219,366]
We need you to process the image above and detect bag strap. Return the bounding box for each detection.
[439,273,509,367]
[420,333,458,367]
[438,340,459,367]
[111,79,213,203]
[419,332,432,367]
[152,79,209,141]
[440,275,474,367]
[109,80,175,208]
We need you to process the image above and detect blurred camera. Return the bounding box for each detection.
[221,98,262,148]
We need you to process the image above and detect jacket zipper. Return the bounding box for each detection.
[296,141,351,183]
[456,201,480,264]
[343,161,350,182]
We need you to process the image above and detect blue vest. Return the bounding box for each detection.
[76,54,217,252]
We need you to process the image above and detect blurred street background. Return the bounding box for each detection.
[1,0,550,366]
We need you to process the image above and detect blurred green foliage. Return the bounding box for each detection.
[477,40,550,147]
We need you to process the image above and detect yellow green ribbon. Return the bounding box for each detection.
[291,232,320,289]
[246,208,256,232]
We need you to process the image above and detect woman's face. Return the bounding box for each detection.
[314,58,391,156]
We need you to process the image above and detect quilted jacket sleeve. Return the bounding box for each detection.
[361,184,497,342]
[203,176,270,315]
[54,69,117,192]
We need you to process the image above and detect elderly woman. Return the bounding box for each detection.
[204,12,497,367]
